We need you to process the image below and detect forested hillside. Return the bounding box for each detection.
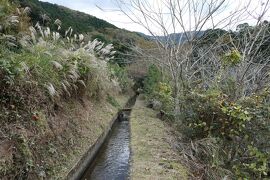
[18,0,116,33]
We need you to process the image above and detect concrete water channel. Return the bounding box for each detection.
[79,95,137,180]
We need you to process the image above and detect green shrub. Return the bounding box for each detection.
[221,49,241,66]
[0,54,21,85]
[233,145,269,178]
[182,88,270,179]
[143,64,162,95]
[153,82,173,112]
[143,65,174,112]
[109,63,132,92]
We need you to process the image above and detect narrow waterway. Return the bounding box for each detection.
[81,120,130,180]
[80,96,137,180]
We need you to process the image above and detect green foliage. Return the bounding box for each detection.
[233,145,269,178]
[156,82,172,96]
[106,95,120,108]
[153,82,173,111]
[0,53,21,85]
[0,0,16,19]
[0,1,16,34]
[183,89,270,179]
[110,40,133,66]
[15,47,62,87]
[143,65,173,112]
[143,64,162,95]
[217,77,238,98]
[19,0,116,33]
[197,28,228,45]
[221,49,242,66]
[91,33,109,44]
[0,3,121,116]
[221,103,251,135]
[12,134,34,175]
[109,63,132,92]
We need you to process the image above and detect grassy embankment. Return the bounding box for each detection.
[0,93,130,179]
[130,95,188,179]
[0,1,133,178]
[54,94,129,178]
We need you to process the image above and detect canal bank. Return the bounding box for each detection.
[81,120,130,180]
[67,95,137,180]
[129,95,188,179]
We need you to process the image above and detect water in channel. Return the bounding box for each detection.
[81,119,130,180]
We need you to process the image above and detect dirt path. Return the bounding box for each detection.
[130,96,188,180]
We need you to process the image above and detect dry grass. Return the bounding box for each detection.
[0,94,129,179]
[130,95,188,180]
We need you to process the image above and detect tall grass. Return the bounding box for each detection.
[1,6,120,100]
[0,2,127,178]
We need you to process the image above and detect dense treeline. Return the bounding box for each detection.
[18,0,116,33]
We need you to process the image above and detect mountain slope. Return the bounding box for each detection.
[142,31,205,43]
[18,0,117,33]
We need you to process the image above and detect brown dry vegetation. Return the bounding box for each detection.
[0,93,129,179]
[130,95,188,179]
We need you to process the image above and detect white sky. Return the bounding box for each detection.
[39,0,270,35]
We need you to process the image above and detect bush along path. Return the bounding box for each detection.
[129,95,188,179]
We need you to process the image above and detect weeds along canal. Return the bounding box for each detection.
[80,95,137,180]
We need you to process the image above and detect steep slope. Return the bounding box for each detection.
[0,1,133,179]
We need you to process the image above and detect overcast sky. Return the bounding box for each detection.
[39,0,270,35]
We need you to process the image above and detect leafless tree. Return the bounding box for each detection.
[115,0,270,121]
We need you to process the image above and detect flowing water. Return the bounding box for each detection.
[81,120,130,180]
[80,96,137,180]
